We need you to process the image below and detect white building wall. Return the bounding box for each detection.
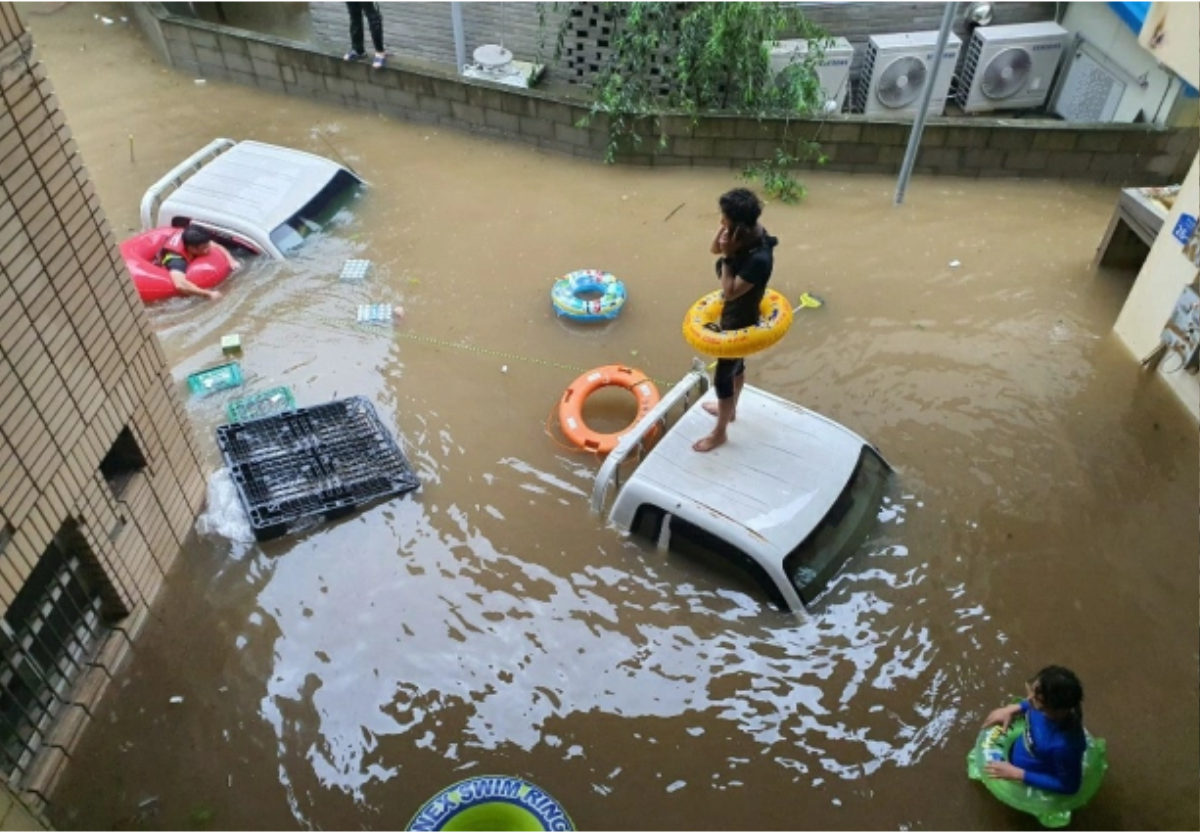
[1060,3,1191,125]
[1110,1,1200,421]
[1113,155,1199,419]
[1138,1,1199,90]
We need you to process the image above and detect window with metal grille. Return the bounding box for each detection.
[0,525,108,781]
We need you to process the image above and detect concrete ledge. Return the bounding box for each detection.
[126,2,1199,185]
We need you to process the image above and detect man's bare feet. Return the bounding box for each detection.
[693,431,727,452]
[702,401,736,421]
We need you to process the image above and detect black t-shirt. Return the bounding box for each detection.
[716,230,777,330]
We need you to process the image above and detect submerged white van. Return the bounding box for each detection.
[591,361,892,615]
[139,138,364,259]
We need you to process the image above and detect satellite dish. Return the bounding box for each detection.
[473,44,513,70]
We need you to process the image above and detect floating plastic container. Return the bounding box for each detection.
[357,303,393,324]
[221,334,242,354]
[187,362,244,397]
[216,396,420,541]
[226,386,297,423]
[340,259,372,281]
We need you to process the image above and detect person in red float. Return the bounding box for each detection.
[154,226,241,300]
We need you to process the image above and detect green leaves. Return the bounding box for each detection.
[549,3,830,177]
[741,140,825,204]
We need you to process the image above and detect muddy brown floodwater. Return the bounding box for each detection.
[19,4,1198,831]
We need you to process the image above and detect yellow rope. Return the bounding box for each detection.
[310,315,679,388]
[543,401,606,458]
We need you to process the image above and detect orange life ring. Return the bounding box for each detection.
[558,366,661,454]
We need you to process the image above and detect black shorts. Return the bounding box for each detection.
[713,357,745,399]
[159,253,189,274]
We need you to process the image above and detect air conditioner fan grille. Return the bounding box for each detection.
[876,55,927,109]
[981,46,1033,99]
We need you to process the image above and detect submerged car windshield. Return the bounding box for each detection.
[269,169,362,254]
[784,447,890,605]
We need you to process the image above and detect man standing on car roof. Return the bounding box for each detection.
[694,188,778,453]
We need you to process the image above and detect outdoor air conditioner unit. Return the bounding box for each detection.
[1048,37,1130,123]
[956,21,1068,113]
[853,31,962,118]
[768,36,855,114]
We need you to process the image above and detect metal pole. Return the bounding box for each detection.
[451,2,466,74]
[894,1,958,205]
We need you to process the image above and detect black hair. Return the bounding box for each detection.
[1031,665,1084,726]
[718,187,763,230]
[181,225,213,248]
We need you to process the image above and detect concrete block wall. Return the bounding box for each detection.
[129,2,1198,185]
[307,1,565,75]
[1,0,206,803]
[301,2,1054,89]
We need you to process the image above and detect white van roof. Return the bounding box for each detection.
[155,140,353,240]
[609,386,866,561]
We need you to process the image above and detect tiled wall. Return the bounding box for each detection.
[130,2,1198,185]
[0,779,49,830]
[0,1,206,801]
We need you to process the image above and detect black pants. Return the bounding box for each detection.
[713,358,745,399]
[346,2,384,53]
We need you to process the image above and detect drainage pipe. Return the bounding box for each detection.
[894,2,958,205]
[451,2,466,74]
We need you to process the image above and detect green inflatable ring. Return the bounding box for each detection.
[406,775,574,831]
[967,717,1108,829]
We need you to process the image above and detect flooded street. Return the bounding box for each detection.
[22,4,1198,831]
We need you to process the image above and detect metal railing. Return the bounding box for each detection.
[138,137,236,230]
[589,358,711,519]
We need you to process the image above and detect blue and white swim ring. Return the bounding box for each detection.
[551,269,626,322]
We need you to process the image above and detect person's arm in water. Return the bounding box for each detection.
[163,255,221,300]
[209,241,242,271]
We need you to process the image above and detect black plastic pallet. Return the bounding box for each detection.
[216,397,419,541]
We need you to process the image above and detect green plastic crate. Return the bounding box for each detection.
[225,386,297,423]
[186,362,244,397]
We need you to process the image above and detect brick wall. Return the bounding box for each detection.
[1,0,206,804]
[128,2,1198,185]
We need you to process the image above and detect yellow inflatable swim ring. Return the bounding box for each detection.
[682,289,794,359]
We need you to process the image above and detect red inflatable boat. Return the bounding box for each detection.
[120,227,233,302]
